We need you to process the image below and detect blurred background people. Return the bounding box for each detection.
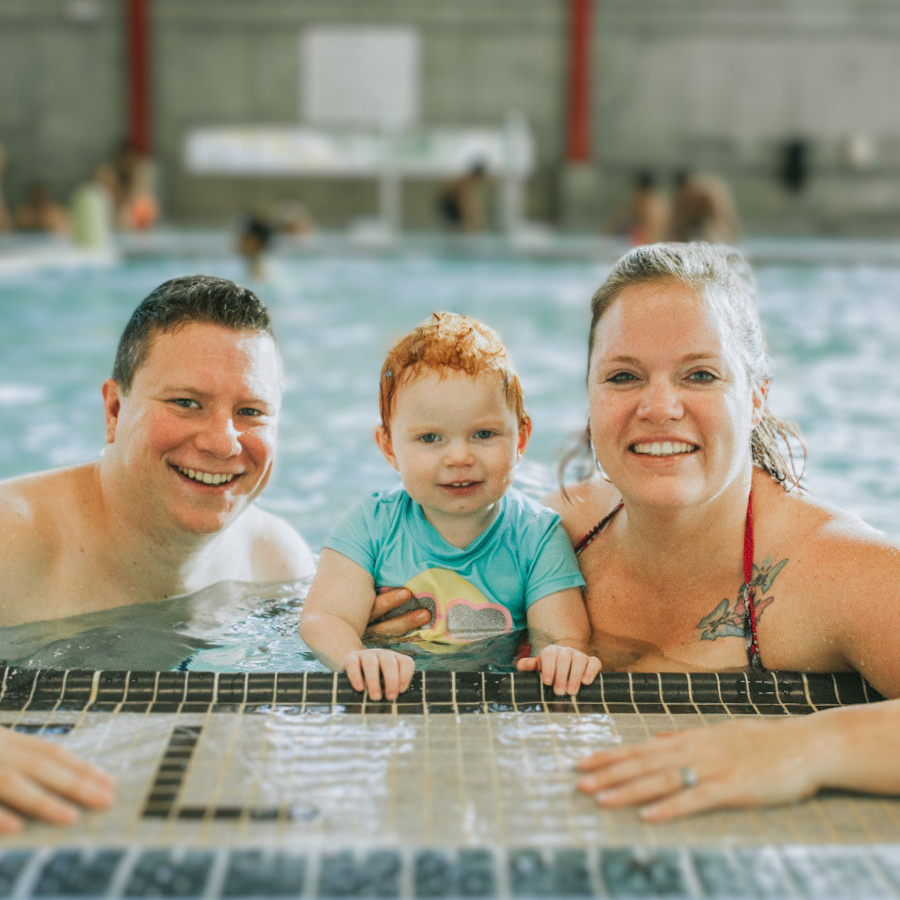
[606,171,671,245]
[0,144,11,233]
[437,162,490,233]
[13,182,70,235]
[669,170,741,244]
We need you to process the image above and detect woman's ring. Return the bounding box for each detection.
[679,766,699,789]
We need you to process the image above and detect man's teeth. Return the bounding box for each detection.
[177,467,235,485]
[632,441,697,456]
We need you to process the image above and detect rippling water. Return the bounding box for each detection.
[2,252,899,668]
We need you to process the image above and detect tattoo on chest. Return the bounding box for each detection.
[696,557,788,642]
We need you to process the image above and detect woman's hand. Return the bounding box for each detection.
[344,648,415,701]
[363,588,432,640]
[517,645,602,696]
[575,717,823,821]
[0,728,115,833]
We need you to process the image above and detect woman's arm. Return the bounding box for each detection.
[575,699,900,821]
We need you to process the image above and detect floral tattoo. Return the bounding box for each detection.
[696,557,788,642]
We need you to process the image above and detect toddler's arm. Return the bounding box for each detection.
[517,588,601,695]
[299,549,414,700]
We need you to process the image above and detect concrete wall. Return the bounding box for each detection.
[2,0,899,234]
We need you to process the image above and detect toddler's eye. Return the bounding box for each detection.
[419,433,440,444]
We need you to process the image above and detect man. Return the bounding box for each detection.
[0,274,313,830]
[0,274,313,627]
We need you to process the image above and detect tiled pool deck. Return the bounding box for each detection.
[0,668,897,898]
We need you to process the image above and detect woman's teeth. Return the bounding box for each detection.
[632,441,697,456]
[177,467,235,485]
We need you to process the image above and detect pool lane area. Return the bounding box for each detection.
[0,669,898,898]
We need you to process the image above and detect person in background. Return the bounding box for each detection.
[606,171,671,246]
[438,162,490,233]
[301,313,600,700]
[13,182,70,235]
[0,144,12,233]
[669,170,740,244]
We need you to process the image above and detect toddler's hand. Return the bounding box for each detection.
[344,648,415,701]
[517,645,601,696]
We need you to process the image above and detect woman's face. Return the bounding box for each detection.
[587,278,759,511]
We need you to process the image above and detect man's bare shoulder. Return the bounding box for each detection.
[0,464,96,545]
[237,505,315,583]
[0,464,99,623]
[542,478,620,544]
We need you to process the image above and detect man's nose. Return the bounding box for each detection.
[195,413,241,457]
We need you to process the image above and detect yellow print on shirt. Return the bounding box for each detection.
[383,568,513,645]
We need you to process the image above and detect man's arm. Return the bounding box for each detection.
[0,727,115,833]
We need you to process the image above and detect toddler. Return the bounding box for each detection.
[300,313,600,699]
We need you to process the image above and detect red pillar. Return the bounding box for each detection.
[566,0,592,164]
[127,0,151,154]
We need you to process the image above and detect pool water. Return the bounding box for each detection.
[2,251,900,669]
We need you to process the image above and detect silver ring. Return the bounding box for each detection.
[679,766,698,789]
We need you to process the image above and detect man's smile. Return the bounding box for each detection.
[175,465,237,486]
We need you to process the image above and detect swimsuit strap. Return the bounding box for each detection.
[742,492,763,669]
[574,492,762,670]
[574,501,624,556]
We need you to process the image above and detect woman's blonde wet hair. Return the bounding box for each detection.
[564,242,804,488]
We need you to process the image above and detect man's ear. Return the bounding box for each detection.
[375,426,399,471]
[517,416,533,460]
[102,379,123,444]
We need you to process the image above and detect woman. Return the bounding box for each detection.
[369,242,900,819]
[549,242,900,819]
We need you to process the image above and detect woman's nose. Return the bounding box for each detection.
[638,381,684,421]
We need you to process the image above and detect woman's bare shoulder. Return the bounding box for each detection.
[542,478,621,543]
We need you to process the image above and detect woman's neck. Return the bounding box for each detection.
[615,472,753,591]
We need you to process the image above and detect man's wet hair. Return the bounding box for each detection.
[112,274,275,393]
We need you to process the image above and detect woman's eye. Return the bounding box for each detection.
[688,370,717,383]
[607,372,637,384]
[474,430,495,440]
[419,433,440,444]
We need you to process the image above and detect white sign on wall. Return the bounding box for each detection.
[302,27,419,128]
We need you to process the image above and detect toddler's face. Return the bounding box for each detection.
[376,369,530,537]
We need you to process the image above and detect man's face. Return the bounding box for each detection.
[103,323,282,537]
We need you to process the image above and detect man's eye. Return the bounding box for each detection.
[238,407,264,417]
[419,433,440,444]
[474,430,495,440]
[171,398,200,409]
